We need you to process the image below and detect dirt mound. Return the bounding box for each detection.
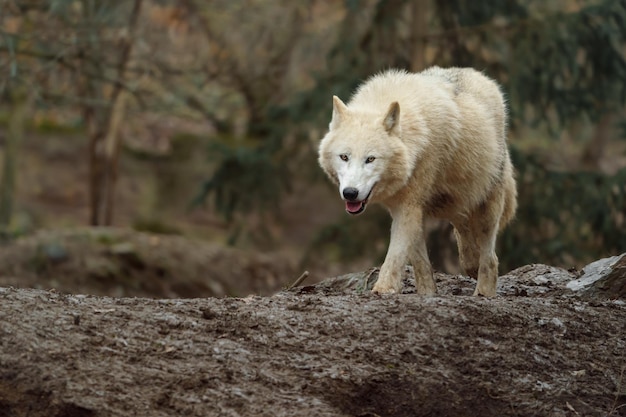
[0,228,296,298]
[0,258,624,417]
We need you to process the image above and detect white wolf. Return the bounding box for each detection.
[318,67,517,297]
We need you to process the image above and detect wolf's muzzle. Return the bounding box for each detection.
[342,186,374,215]
[342,187,360,201]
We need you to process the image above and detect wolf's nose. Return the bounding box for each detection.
[342,187,359,201]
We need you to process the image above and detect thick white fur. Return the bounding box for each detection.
[318,67,517,297]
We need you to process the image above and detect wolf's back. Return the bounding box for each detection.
[422,67,508,141]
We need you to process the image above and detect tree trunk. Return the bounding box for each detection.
[88,130,106,226]
[103,91,128,225]
[410,0,429,71]
[80,0,107,226]
[83,0,143,226]
[0,87,29,238]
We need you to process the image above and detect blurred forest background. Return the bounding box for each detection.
[1,0,625,285]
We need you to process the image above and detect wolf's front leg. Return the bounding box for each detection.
[372,208,436,295]
[373,257,404,294]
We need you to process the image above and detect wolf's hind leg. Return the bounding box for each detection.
[473,198,505,297]
[453,224,480,280]
[474,230,499,297]
[454,192,505,297]
[410,236,437,295]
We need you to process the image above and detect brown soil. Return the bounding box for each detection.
[0,239,625,417]
[0,228,297,298]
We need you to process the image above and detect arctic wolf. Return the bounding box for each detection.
[318,67,517,297]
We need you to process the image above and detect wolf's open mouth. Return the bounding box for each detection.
[344,187,373,215]
[345,200,366,214]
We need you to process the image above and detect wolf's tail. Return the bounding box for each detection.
[499,154,518,231]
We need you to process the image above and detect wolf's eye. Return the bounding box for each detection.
[365,156,376,164]
[339,154,349,162]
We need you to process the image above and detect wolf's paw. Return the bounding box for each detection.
[472,286,496,297]
[473,276,497,297]
[372,281,401,294]
[414,275,437,296]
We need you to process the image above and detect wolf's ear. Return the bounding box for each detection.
[383,101,400,134]
[330,96,348,130]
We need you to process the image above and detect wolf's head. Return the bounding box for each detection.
[318,96,414,215]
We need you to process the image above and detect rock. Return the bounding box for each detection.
[37,241,68,263]
[109,242,136,256]
[308,264,579,298]
[498,264,575,297]
[567,253,626,299]
[305,268,380,294]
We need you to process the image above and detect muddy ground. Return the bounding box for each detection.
[0,246,625,417]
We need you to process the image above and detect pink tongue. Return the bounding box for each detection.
[346,201,363,213]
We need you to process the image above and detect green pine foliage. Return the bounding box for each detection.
[501,148,626,270]
[193,141,289,222]
[435,0,626,126]
[509,1,626,127]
